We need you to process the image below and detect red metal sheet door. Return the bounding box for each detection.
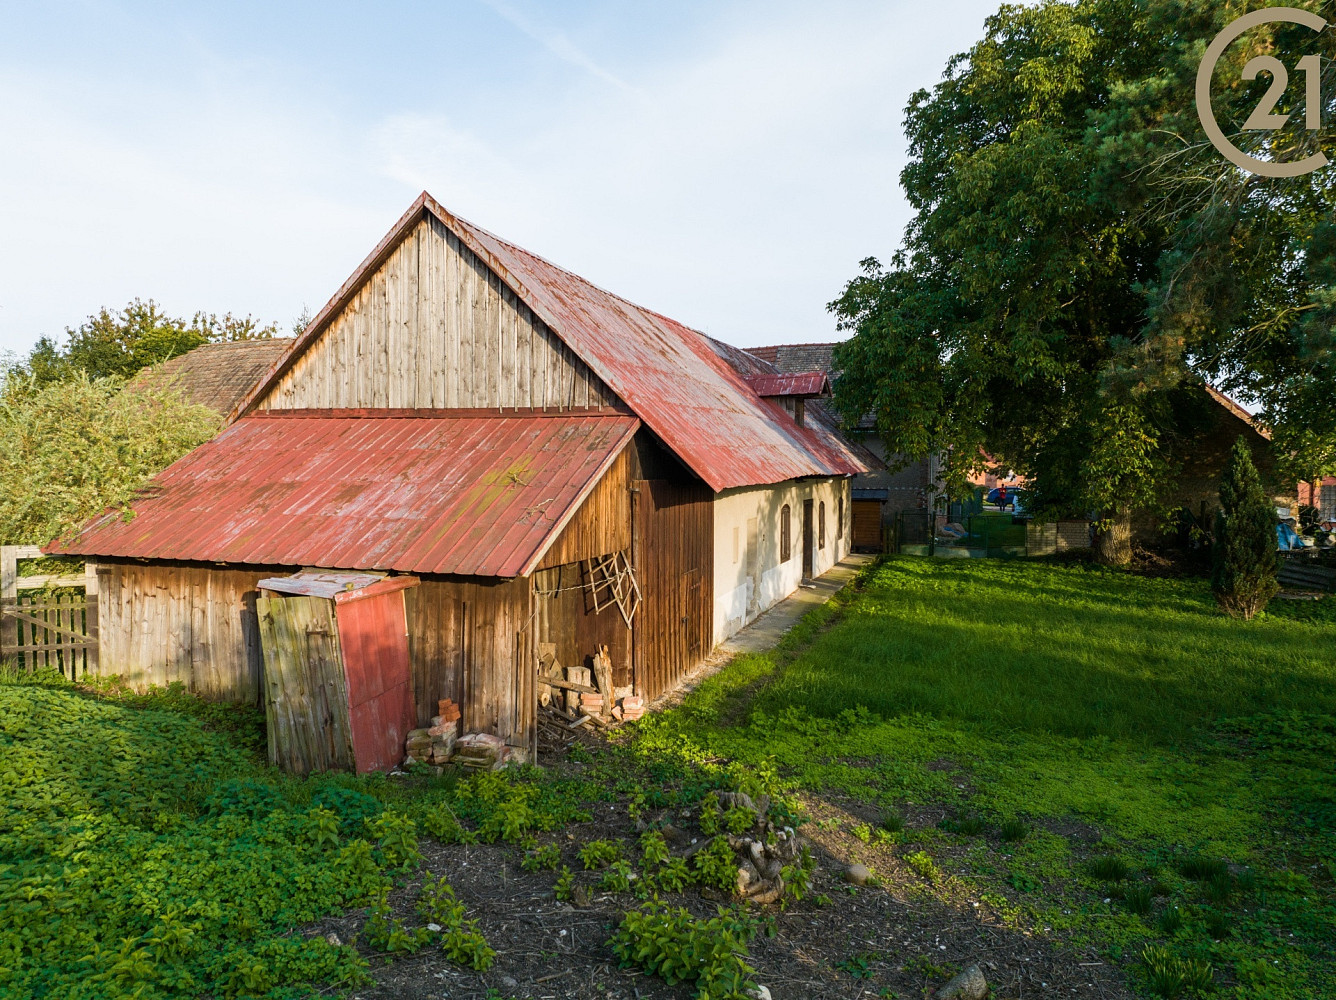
[335,590,417,773]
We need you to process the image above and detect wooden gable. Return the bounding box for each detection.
[257,215,619,411]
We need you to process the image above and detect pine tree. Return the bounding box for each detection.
[1212,439,1279,619]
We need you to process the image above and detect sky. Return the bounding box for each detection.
[0,0,1003,359]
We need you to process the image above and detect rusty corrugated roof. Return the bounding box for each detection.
[232,194,865,491]
[744,372,830,397]
[49,409,638,577]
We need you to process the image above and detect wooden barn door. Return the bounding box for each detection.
[335,589,417,774]
[633,478,713,700]
[256,594,355,774]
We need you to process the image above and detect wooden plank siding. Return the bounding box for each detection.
[532,563,634,692]
[95,562,269,703]
[633,478,714,701]
[258,216,621,412]
[404,576,533,746]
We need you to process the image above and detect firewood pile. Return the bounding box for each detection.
[538,642,646,729]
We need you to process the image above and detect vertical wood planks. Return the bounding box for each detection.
[256,216,619,412]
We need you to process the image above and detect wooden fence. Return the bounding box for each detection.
[0,545,99,678]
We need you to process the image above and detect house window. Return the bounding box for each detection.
[780,504,791,561]
[838,496,844,540]
[819,501,826,549]
[1322,484,1336,521]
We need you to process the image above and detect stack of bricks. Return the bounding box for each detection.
[403,698,463,767]
[455,732,508,772]
[580,691,604,716]
[619,696,646,722]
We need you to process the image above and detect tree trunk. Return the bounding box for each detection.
[1095,508,1132,566]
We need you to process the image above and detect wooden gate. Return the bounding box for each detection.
[852,500,884,552]
[1,546,98,678]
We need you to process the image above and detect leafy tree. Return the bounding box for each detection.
[13,299,277,387]
[830,0,1336,564]
[1212,438,1279,619]
[0,373,220,545]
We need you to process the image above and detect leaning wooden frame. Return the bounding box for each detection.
[581,550,642,628]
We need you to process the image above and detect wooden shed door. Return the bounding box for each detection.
[852,500,884,552]
[335,590,417,774]
[257,594,355,775]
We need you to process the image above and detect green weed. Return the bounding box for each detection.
[609,902,759,999]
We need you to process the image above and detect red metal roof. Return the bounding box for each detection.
[743,372,830,397]
[232,193,865,492]
[49,410,639,577]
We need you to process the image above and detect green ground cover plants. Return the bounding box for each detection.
[626,557,1336,998]
[0,670,596,998]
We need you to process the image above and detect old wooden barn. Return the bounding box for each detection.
[51,193,868,761]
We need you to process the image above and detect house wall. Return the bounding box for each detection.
[712,477,850,645]
[258,215,620,412]
[1141,394,1293,544]
[93,561,271,704]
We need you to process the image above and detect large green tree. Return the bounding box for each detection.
[14,299,278,387]
[831,0,1336,563]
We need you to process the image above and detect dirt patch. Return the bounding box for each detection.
[323,749,1135,1000]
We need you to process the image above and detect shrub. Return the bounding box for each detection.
[640,830,670,867]
[600,860,635,893]
[522,844,562,872]
[693,837,740,892]
[0,372,221,545]
[579,839,623,869]
[609,902,759,999]
[656,856,692,892]
[416,875,496,971]
[554,867,576,902]
[1211,438,1279,619]
[368,811,420,870]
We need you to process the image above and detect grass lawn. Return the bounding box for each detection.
[631,556,1336,997]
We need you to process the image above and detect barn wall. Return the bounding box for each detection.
[404,575,533,747]
[532,563,634,693]
[712,477,850,645]
[94,561,269,703]
[258,215,620,411]
[633,478,714,701]
[535,446,633,570]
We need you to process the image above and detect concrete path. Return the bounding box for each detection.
[715,553,876,657]
[649,553,876,710]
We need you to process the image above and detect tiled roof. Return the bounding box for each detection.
[133,339,293,414]
[743,343,839,375]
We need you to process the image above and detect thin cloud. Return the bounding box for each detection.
[477,0,640,95]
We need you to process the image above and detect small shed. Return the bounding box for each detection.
[257,572,420,774]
